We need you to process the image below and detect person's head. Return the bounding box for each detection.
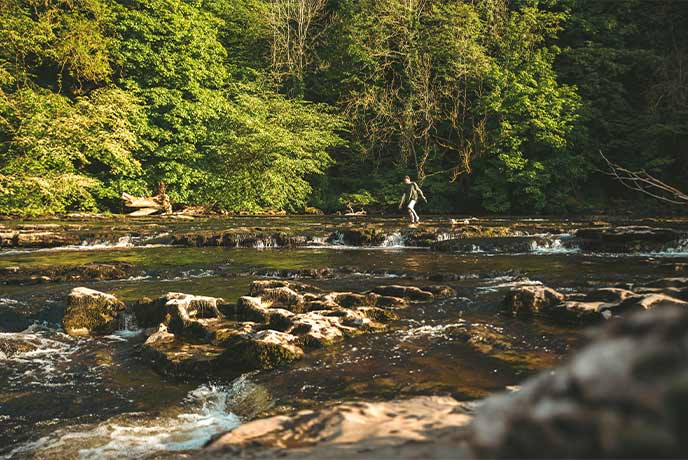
[403,175,412,184]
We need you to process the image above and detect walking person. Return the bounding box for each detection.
[399,176,427,223]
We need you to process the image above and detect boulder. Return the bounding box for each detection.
[335,228,386,246]
[502,285,565,315]
[219,330,304,372]
[131,296,168,328]
[288,313,345,348]
[162,293,224,340]
[255,287,305,312]
[267,308,296,331]
[236,296,270,323]
[202,397,472,460]
[62,287,126,336]
[469,305,688,459]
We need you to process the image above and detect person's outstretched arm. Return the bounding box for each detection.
[416,184,427,202]
[399,192,406,209]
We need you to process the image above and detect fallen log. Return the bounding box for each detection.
[121,193,162,209]
[121,183,172,216]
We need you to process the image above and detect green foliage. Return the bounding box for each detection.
[200,85,346,211]
[0,86,144,214]
[0,0,684,215]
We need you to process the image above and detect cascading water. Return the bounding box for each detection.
[381,232,405,248]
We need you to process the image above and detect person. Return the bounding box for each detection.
[398,176,427,223]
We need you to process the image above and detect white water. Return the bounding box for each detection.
[4,384,241,460]
[530,234,580,254]
[0,238,170,256]
[381,232,405,248]
[0,325,79,389]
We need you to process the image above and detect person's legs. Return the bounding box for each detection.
[407,200,419,223]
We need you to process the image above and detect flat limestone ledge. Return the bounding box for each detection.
[201,396,473,459]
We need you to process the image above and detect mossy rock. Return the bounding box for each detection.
[220,330,304,372]
[62,287,126,336]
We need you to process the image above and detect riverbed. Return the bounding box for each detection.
[1,215,687,459]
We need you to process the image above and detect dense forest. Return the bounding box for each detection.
[0,0,686,215]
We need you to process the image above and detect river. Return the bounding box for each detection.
[1,215,687,459]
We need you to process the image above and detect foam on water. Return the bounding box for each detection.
[530,234,579,254]
[476,276,542,293]
[381,232,405,248]
[4,384,241,460]
[0,325,79,389]
[396,322,468,341]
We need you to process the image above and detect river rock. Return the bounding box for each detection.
[335,227,386,246]
[62,287,126,336]
[0,228,81,248]
[573,225,684,252]
[371,285,435,302]
[160,293,225,340]
[202,396,473,460]
[201,305,688,459]
[236,296,271,323]
[288,313,345,348]
[502,285,565,314]
[218,330,305,372]
[584,287,635,303]
[0,261,144,285]
[251,286,306,312]
[469,305,688,458]
[432,236,544,253]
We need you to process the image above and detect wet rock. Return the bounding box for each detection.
[584,287,635,303]
[371,285,434,302]
[555,300,614,320]
[644,277,688,289]
[326,292,369,308]
[62,287,126,336]
[249,282,307,312]
[0,262,144,285]
[210,322,261,347]
[425,285,457,299]
[163,293,225,340]
[219,330,305,372]
[355,306,399,322]
[433,236,543,253]
[0,336,40,358]
[131,296,168,328]
[469,305,688,459]
[334,228,386,246]
[367,293,409,309]
[202,396,472,460]
[502,285,565,315]
[267,309,295,331]
[615,293,688,314]
[0,228,81,248]
[172,230,308,248]
[236,296,271,323]
[573,225,685,252]
[288,313,345,348]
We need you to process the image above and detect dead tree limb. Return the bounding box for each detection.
[599,151,688,205]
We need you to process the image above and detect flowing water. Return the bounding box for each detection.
[1,215,687,459]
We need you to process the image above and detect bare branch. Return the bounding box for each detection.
[599,150,688,205]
